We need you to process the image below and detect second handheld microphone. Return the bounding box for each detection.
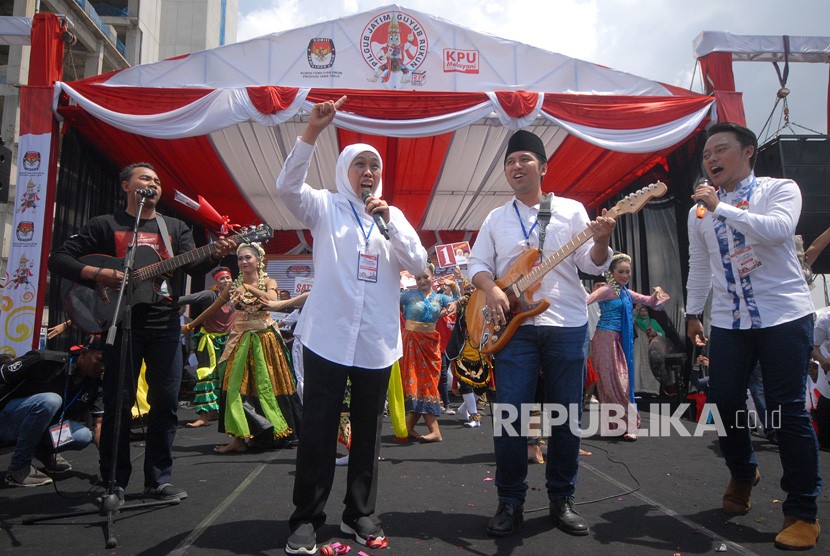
[695,177,711,219]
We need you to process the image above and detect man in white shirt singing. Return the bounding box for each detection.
[686,122,820,550]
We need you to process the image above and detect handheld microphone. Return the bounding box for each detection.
[361,187,390,240]
[136,188,157,198]
[695,177,710,219]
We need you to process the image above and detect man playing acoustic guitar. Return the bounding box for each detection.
[48,162,236,503]
[467,130,616,539]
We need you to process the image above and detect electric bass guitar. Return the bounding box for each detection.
[466,182,667,355]
[61,224,273,333]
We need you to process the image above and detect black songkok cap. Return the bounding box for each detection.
[504,130,547,164]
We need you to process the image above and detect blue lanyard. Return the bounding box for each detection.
[349,201,375,248]
[58,380,83,423]
[513,201,538,247]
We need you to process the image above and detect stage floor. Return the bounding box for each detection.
[2,401,829,555]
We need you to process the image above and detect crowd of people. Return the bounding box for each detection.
[2,112,826,552]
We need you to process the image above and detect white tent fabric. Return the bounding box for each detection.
[0,16,33,46]
[54,4,715,242]
[694,31,830,64]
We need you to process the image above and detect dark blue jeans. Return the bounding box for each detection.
[101,326,182,490]
[708,314,821,520]
[492,324,587,507]
[0,393,61,470]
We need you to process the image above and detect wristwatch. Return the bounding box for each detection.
[685,313,704,322]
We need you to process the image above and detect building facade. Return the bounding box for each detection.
[0,0,237,339]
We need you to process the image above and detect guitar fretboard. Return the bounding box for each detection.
[516,206,620,292]
[133,243,217,282]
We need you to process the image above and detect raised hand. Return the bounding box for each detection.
[652,286,670,303]
[303,95,347,144]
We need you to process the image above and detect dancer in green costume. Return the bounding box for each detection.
[187,242,307,453]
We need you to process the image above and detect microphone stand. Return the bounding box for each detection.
[23,194,180,548]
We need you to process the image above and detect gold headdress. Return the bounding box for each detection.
[603,252,632,295]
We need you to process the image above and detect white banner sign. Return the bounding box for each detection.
[3,132,50,355]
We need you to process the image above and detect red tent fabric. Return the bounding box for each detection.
[54,4,716,252]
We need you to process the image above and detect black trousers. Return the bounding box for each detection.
[289,347,391,532]
[101,327,182,489]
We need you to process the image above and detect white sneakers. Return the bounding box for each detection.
[463,413,482,428]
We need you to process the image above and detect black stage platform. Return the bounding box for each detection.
[2,402,829,555]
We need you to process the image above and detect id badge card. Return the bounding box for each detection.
[357,251,379,283]
[49,422,73,449]
[730,245,762,277]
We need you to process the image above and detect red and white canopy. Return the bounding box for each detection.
[54,4,715,251]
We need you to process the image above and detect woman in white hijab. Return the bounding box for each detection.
[276,96,428,555]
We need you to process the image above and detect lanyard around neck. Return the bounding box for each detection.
[59,375,84,422]
[513,201,539,248]
[349,201,375,247]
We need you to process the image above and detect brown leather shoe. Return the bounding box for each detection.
[774,516,820,550]
[722,468,760,515]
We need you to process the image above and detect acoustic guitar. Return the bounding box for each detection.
[61,224,273,333]
[466,182,667,355]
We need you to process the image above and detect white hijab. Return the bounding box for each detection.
[334,143,383,207]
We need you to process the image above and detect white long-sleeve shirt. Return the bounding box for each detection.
[275,138,428,369]
[686,173,813,329]
[468,194,612,327]
[814,309,830,356]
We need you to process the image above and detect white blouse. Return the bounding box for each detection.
[275,138,428,369]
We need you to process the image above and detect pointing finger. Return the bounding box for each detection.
[333,95,347,109]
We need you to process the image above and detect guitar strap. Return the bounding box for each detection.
[154,214,175,258]
[537,194,552,252]
[154,215,175,300]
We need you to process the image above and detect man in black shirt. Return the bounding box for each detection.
[48,162,235,501]
[1,340,105,487]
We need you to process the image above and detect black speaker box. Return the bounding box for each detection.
[755,135,830,274]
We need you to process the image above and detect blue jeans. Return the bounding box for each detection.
[101,326,182,489]
[492,324,587,507]
[708,314,821,520]
[0,393,61,470]
[51,420,94,452]
[747,363,773,433]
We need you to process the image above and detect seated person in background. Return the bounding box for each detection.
[689,353,710,395]
[634,304,685,396]
[0,337,105,487]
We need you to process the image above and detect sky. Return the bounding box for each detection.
[236,0,829,142]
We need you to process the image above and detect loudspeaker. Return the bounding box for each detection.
[0,143,11,204]
[755,135,830,274]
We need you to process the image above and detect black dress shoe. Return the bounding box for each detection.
[486,502,523,537]
[550,497,589,536]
